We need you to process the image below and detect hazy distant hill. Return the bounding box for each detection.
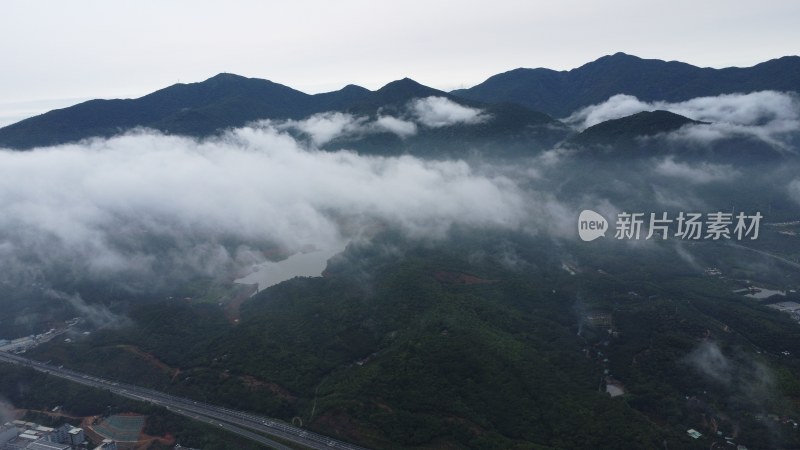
[0,73,359,149]
[451,53,800,117]
[329,83,567,157]
[566,110,786,163]
[348,77,448,113]
[0,73,569,155]
[571,110,704,146]
[0,73,563,152]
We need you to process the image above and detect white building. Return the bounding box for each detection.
[65,429,84,448]
[1,421,85,450]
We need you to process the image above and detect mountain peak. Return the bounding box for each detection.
[196,73,255,88]
[377,77,427,91]
[582,52,649,70]
[208,72,247,81]
[340,84,370,93]
[599,109,703,128]
[606,51,637,59]
[363,78,447,107]
[571,110,704,147]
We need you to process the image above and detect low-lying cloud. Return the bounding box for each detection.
[45,289,130,329]
[410,96,489,128]
[1,96,797,299]
[565,91,800,148]
[684,341,776,408]
[281,112,368,146]
[654,157,738,183]
[685,341,734,384]
[374,115,417,137]
[0,124,528,286]
[276,96,488,145]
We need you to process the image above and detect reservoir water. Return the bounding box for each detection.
[234,245,345,292]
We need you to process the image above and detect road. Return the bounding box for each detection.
[0,352,371,450]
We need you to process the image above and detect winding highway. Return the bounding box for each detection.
[0,351,371,450]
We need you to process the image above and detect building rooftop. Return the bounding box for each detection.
[28,440,71,450]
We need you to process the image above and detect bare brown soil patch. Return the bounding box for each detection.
[238,375,297,402]
[117,345,179,378]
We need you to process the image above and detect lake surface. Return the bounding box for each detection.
[234,245,345,292]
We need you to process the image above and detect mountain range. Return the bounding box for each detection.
[0,52,798,156]
[452,52,800,117]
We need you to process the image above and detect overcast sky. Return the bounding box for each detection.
[1,0,798,126]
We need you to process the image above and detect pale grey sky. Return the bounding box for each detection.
[1,0,798,126]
